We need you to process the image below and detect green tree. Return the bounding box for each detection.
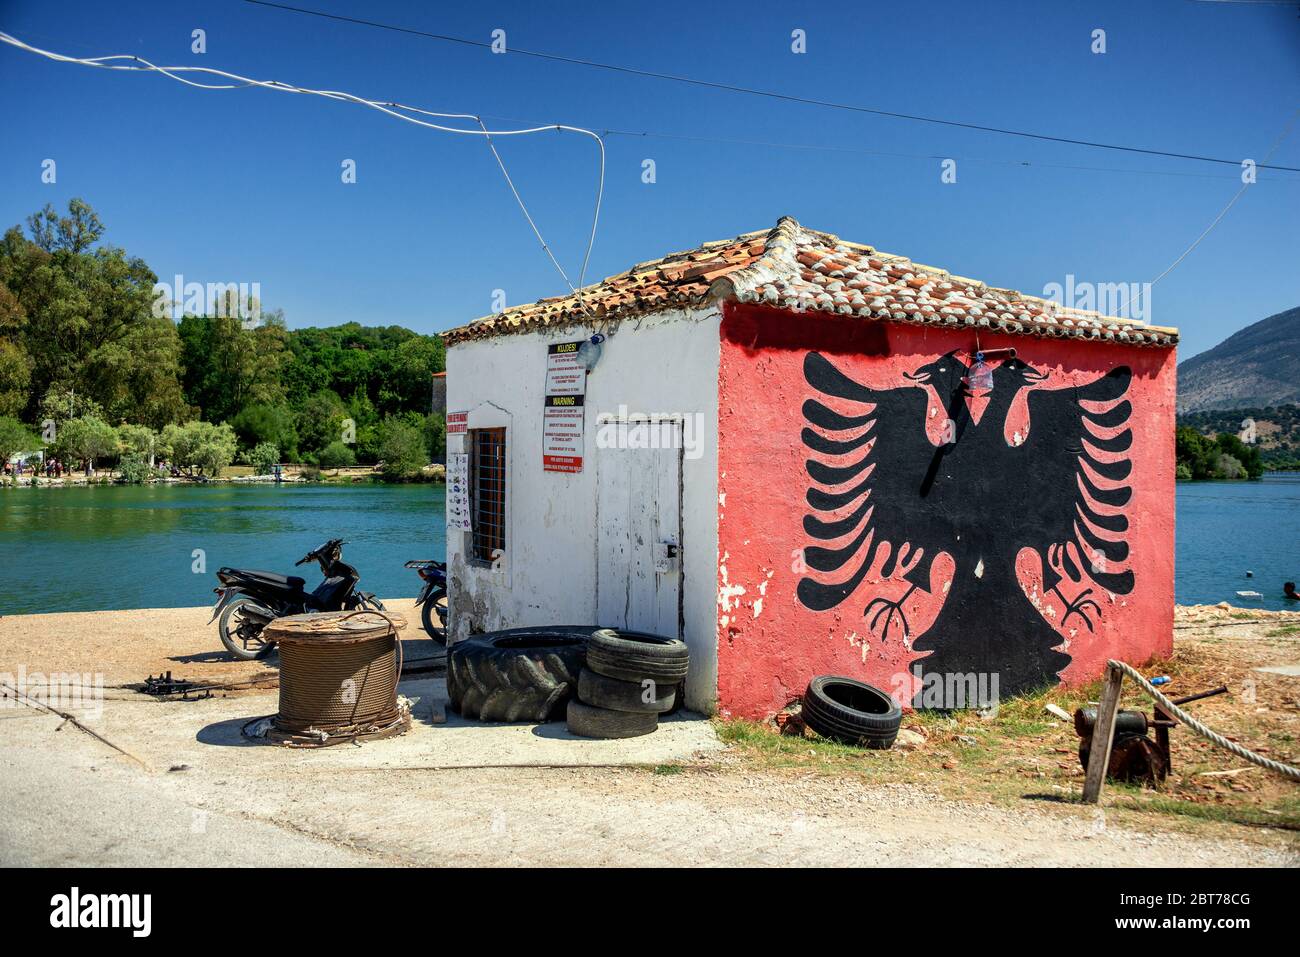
[317,440,356,473]
[54,416,118,473]
[249,441,280,475]
[296,390,347,457]
[1213,432,1264,480]
[26,198,104,254]
[0,200,187,426]
[117,453,161,484]
[116,423,159,465]
[0,415,39,464]
[377,417,427,479]
[0,285,30,417]
[231,403,298,459]
[161,420,237,478]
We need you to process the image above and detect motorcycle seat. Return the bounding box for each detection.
[227,568,307,590]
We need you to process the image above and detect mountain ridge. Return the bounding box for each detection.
[1177,306,1300,414]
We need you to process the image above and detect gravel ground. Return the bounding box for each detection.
[1,603,1297,867]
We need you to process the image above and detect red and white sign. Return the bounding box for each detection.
[447,410,468,435]
[543,396,584,473]
[543,341,587,473]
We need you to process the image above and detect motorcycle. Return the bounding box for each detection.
[210,539,385,660]
[405,559,447,644]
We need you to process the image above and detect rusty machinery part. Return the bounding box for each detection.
[1107,660,1300,781]
[801,675,902,749]
[446,626,591,722]
[139,670,279,701]
[1080,735,1170,784]
[249,610,410,748]
[1074,707,1148,738]
[142,672,213,701]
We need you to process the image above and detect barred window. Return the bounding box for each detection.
[470,427,506,564]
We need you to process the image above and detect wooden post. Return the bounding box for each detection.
[1082,662,1125,804]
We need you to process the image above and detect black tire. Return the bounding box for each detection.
[565,700,657,739]
[586,628,689,684]
[420,589,447,645]
[218,596,276,661]
[446,626,590,722]
[801,676,902,749]
[577,668,675,713]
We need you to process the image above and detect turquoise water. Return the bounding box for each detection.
[0,476,1295,614]
[1176,473,1299,611]
[0,483,445,615]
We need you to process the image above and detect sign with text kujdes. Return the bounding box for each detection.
[543,341,586,473]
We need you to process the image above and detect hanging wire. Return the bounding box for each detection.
[0,30,606,305]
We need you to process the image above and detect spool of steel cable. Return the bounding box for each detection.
[250,610,410,748]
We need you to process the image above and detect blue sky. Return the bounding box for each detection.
[1,0,1297,358]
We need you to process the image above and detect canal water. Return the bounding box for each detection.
[0,475,1295,615]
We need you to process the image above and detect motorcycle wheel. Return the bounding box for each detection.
[421,589,447,645]
[355,595,386,612]
[218,596,276,660]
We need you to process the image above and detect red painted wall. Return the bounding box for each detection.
[716,301,1177,719]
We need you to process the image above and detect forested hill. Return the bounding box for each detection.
[1177,306,1300,414]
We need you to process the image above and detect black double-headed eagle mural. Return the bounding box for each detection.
[797,350,1135,699]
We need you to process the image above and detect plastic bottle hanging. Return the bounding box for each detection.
[967,352,993,391]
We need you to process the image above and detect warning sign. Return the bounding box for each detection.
[447,410,468,435]
[543,341,587,473]
[543,395,584,473]
[544,341,586,397]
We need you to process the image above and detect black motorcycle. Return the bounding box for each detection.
[405,559,447,644]
[211,539,384,660]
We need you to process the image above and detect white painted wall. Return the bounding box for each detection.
[445,306,721,712]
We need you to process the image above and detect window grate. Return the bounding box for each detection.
[470,428,506,564]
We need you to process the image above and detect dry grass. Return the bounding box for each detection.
[716,605,1300,833]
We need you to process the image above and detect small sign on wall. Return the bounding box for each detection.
[545,341,586,396]
[446,452,471,530]
[447,410,468,435]
[543,395,584,473]
[543,340,586,473]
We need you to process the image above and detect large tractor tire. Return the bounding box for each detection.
[446,626,592,722]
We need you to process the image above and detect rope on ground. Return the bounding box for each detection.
[1107,660,1300,781]
[0,680,150,770]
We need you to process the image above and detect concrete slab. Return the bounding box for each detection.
[1253,664,1300,677]
[64,673,721,774]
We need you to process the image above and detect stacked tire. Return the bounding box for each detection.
[800,676,902,749]
[566,629,688,739]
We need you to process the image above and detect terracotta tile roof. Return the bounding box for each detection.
[443,217,1178,346]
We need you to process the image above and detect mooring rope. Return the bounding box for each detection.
[1107,659,1300,781]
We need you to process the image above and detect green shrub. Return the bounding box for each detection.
[117,452,161,484]
[377,418,427,479]
[317,440,356,472]
[249,441,280,475]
